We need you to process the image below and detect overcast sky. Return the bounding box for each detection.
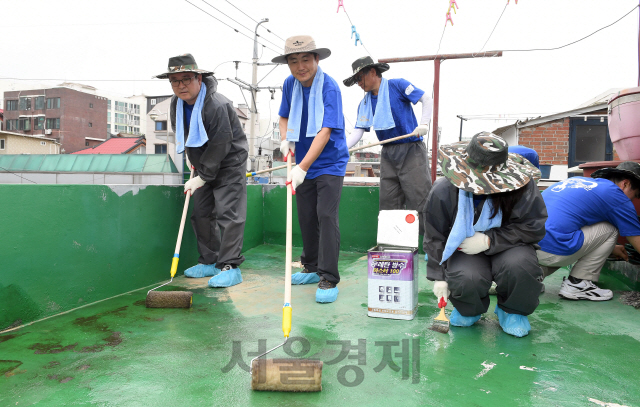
[1,0,638,146]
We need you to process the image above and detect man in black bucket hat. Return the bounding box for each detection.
[155,53,248,288]
[537,161,640,301]
[343,56,433,240]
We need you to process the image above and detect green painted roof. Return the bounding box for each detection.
[0,154,178,173]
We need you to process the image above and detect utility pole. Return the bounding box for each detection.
[379,51,502,182]
[226,18,282,173]
[248,18,269,171]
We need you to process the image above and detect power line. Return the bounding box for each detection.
[479,2,508,52]
[503,4,639,52]
[183,0,281,55]
[199,0,283,50]
[222,0,286,42]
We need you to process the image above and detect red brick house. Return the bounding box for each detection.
[493,101,617,179]
[3,87,108,153]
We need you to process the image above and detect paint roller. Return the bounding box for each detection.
[146,169,195,309]
[249,151,322,392]
[247,131,419,177]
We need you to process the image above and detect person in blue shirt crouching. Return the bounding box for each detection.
[537,162,640,301]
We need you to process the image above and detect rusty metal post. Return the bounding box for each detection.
[379,51,502,183]
[431,58,440,183]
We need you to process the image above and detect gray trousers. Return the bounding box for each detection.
[191,164,247,267]
[380,142,432,235]
[296,174,344,284]
[537,222,618,282]
[445,245,543,316]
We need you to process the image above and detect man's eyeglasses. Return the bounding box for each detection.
[355,72,365,83]
[169,76,196,88]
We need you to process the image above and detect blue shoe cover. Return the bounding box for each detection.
[494,305,531,338]
[184,263,221,278]
[449,308,481,327]
[316,287,339,303]
[208,268,242,288]
[291,271,320,285]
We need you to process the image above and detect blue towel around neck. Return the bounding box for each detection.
[440,189,503,264]
[175,82,208,154]
[355,78,395,130]
[286,66,325,142]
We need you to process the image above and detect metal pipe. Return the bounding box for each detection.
[431,59,440,183]
[379,51,502,63]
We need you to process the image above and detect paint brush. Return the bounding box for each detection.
[429,297,450,334]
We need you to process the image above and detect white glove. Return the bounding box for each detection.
[184,175,206,195]
[433,281,450,300]
[280,139,295,158]
[290,166,307,191]
[413,124,429,136]
[458,232,490,255]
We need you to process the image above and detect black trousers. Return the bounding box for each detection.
[379,142,432,236]
[190,164,246,267]
[445,245,543,316]
[295,174,344,284]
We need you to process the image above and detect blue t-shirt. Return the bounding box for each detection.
[356,78,425,145]
[278,74,349,179]
[539,177,640,255]
[183,103,194,130]
[508,146,540,169]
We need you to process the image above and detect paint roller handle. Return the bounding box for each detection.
[282,305,292,338]
[245,132,418,178]
[170,168,195,278]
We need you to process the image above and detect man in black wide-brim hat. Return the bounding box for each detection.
[155,53,248,288]
[343,56,434,241]
[538,161,640,301]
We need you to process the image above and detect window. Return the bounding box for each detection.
[85,141,90,146]
[6,119,18,130]
[34,96,45,110]
[6,100,18,110]
[150,99,156,105]
[19,97,31,111]
[88,122,92,127]
[155,144,167,154]
[115,113,126,124]
[40,141,46,146]
[90,103,93,108]
[34,117,45,130]
[107,124,111,132]
[568,118,613,168]
[107,112,111,123]
[46,98,60,109]
[0,139,5,149]
[155,120,167,131]
[46,118,60,129]
[19,118,31,131]
[107,99,111,110]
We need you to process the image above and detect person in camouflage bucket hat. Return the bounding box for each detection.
[439,132,541,195]
[424,131,547,338]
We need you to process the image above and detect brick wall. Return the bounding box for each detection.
[4,87,108,154]
[518,118,569,165]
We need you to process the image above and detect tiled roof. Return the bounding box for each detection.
[73,136,145,154]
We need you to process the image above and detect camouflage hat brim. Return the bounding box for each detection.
[439,142,541,195]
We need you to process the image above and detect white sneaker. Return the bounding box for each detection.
[559,277,613,301]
